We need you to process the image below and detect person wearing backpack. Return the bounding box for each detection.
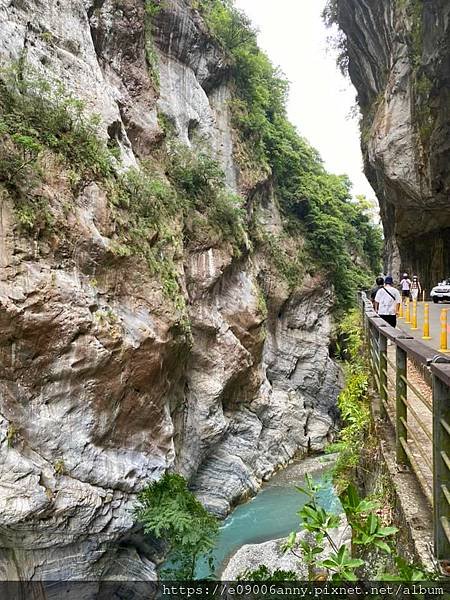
[374,276,401,327]
[370,276,384,307]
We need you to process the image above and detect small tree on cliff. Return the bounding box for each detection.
[135,472,219,580]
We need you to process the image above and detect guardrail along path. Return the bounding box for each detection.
[361,292,450,563]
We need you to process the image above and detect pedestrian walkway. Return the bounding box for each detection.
[398,300,450,353]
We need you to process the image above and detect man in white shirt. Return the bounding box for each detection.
[374,276,401,327]
[400,273,412,300]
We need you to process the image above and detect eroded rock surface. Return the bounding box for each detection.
[0,0,341,581]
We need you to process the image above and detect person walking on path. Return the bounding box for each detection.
[410,275,422,302]
[374,276,401,327]
[400,273,412,300]
[370,276,384,307]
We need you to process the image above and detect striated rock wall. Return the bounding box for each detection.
[0,0,341,582]
[335,0,450,288]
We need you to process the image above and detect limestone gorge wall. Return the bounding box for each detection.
[0,0,341,581]
[333,0,450,289]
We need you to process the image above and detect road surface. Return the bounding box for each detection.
[397,299,450,352]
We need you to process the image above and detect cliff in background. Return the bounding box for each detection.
[332,0,450,289]
[0,0,379,582]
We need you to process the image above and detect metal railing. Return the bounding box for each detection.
[360,291,450,561]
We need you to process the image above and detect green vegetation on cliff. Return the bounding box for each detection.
[144,0,162,88]
[1,1,382,315]
[197,0,382,309]
[330,309,371,492]
[0,63,246,323]
[0,64,115,230]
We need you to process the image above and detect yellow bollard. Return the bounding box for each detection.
[422,303,432,340]
[440,309,450,353]
[411,300,418,330]
[398,300,404,319]
[404,298,411,324]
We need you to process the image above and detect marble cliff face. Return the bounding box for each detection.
[335,0,450,288]
[0,0,341,581]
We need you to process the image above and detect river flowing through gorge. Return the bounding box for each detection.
[160,455,342,580]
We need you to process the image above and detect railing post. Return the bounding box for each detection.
[379,331,387,419]
[364,309,371,356]
[396,345,408,465]
[432,374,450,560]
[367,322,374,375]
[360,293,365,324]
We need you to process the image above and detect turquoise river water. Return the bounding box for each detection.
[161,455,342,579]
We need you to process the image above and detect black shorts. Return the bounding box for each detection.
[402,290,410,298]
[380,314,397,328]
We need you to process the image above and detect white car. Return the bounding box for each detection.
[431,279,450,303]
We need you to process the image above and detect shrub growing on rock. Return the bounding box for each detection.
[0,63,115,180]
[135,473,219,580]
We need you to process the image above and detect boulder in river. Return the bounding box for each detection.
[221,517,351,580]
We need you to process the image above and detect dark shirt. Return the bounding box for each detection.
[370,285,383,301]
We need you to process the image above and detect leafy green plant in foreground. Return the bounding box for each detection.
[135,473,219,580]
[237,565,298,581]
[320,546,364,581]
[249,475,401,582]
